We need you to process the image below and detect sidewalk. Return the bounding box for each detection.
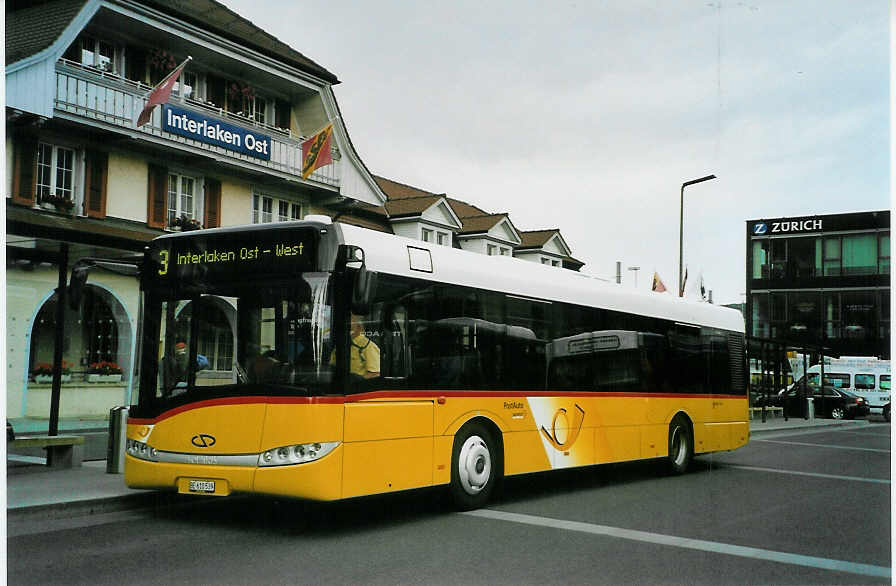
[5,416,881,518]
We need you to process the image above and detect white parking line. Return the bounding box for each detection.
[725,464,890,484]
[753,439,890,453]
[464,509,891,579]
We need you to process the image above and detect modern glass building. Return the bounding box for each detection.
[746,210,890,359]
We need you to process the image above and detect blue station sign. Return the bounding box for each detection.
[162,105,272,161]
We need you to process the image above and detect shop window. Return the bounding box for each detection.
[769,239,787,279]
[167,172,198,226]
[841,290,876,341]
[824,292,840,340]
[842,234,877,276]
[787,292,820,341]
[36,143,76,205]
[751,293,770,338]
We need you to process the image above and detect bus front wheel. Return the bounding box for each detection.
[450,422,498,510]
[667,416,693,475]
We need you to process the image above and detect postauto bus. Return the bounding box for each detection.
[124,217,748,509]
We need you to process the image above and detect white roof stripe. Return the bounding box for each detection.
[338,223,744,333]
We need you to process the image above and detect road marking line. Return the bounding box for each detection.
[753,439,890,453]
[725,464,890,484]
[464,509,890,579]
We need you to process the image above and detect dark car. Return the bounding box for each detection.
[779,384,869,419]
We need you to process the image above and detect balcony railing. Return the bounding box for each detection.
[53,60,339,187]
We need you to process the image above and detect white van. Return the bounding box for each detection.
[790,356,890,421]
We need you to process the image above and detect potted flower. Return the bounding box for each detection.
[41,193,76,213]
[32,361,73,384]
[170,214,203,232]
[87,361,123,383]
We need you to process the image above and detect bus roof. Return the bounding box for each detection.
[337,223,744,333]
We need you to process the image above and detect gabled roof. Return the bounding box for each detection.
[385,195,443,218]
[6,0,87,65]
[518,229,560,248]
[457,213,507,234]
[374,176,442,200]
[6,0,339,83]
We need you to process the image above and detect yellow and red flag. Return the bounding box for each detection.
[301,124,334,179]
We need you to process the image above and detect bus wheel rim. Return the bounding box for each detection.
[458,435,491,495]
[671,427,686,466]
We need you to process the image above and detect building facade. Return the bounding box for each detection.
[746,210,890,359]
[6,0,585,432]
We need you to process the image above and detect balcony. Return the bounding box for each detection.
[53,60,339,188]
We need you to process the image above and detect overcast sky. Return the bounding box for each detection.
[221,0,889,305]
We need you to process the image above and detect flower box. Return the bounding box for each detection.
[34,374,72,384]
[87,374,122,383]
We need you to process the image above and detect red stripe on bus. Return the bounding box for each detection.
[127,391,746,424]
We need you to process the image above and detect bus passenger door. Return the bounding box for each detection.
[341,400,434,498]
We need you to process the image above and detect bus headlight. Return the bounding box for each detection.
[258,441,339,467]
[127,438,159,462]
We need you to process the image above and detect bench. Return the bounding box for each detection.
[9,435,85,468]
[749,406,784,420]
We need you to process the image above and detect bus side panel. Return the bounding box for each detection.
[342,401,434,498]
[595,425,641,463]
[502,430,553,476]
[259,403,344,453]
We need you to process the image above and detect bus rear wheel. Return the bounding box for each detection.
[450,422,498,510]
[667,416,693,475]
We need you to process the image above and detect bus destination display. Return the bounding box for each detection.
[154,229,317,282]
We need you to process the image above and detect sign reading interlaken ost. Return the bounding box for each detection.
[162,105,272,161]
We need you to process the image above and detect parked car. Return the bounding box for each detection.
[779,384,869,419]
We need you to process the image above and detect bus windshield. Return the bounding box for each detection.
[141,272,334,409]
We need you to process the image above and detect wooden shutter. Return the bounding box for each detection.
[11,137,38,206]
[147,164,168,228]
[204,178,221,228]
[84,150,108,218]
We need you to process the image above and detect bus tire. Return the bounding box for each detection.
[667,415,693,475]
[450,422,498,511]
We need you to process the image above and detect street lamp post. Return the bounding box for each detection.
[679,174,717,295]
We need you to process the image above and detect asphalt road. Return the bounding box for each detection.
[9,423,891,585]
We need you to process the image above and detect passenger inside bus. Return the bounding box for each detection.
[349,313,380,380]
[160,337,209,396]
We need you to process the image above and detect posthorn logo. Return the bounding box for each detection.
[191,434,216,448]
[753,222,768,235]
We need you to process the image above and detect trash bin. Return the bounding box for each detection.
[107,406,129,474]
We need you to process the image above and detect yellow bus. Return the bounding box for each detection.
[123,217,748,509]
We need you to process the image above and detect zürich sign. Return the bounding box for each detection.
[752,218,823,236]
[163,105,272,161]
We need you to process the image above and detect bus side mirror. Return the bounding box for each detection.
[351,266,377,315]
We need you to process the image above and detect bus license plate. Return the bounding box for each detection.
[188,480,216,493]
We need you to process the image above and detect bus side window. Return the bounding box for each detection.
[855,374,875,390]
[881,375,891,391]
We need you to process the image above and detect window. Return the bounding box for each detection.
[253,193,301,224]
[842,234,877,276]
[175,71,205,102]
[66,35,122,74]
[880,375,890,391]
[542,258,550,265]
[167,173,197,226]
[552,260,561,267]
[487,244,497,256]
[437,232,448,246]
[824,292,840,340]
[855,374,875,390]
[787,292,820,341]
[769,239,787,279]
[824,373,850,388]
[500,247,510,256]
[823,237,841,276]
[422,228,433,243]
[879,233,890,274]
[787,237,818,279]
[752,240,770,279]
[841,290,876,341]
[36,143,75,204]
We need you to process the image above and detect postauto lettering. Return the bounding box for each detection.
[753,218,822,235]
[163,105,271,160]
